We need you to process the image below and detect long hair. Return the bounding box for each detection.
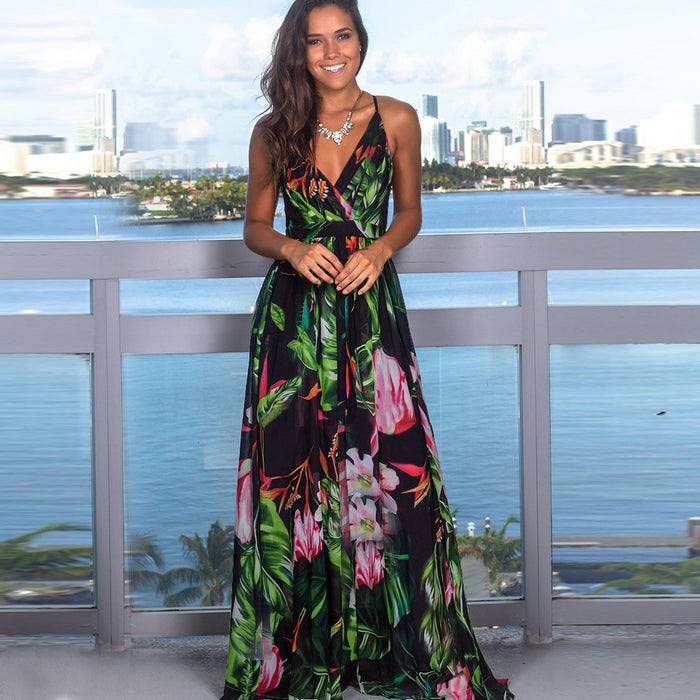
[259,0,369,183]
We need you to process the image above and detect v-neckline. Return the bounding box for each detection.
[314,108,379,193]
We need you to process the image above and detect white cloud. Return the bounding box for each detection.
[176,115,213,143]
[367,29,539,89]
[200,14,282,81]
[0,18,104,74]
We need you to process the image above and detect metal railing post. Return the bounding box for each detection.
[91,279,125,649]
[519,270,553,643]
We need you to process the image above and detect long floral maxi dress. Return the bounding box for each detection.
[221,98,514,700]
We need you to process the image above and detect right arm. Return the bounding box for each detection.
[243,124,342,285]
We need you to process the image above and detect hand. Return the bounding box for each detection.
[283,240,343,285]
[335,243,390,295]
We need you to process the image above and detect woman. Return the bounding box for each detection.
[221,2,515,699]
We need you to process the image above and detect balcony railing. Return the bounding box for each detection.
[1,231,700,648]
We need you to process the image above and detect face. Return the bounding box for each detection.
[305,4,361,91]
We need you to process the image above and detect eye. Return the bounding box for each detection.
[337,33,351,40]
[307,38,321,46]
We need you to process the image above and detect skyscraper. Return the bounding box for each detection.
[94,89,117,155]
[421,94,439,119]
[522,81,545,147]
[419,116,441,164]
[552,114,607,144]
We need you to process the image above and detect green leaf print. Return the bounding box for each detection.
[419,550,451,671]
[226,540,262,686]
[258,496,293,620]
[383,549,413,626]
[354,340,375,410]
[270,303,285,331]
[288,326,317,372]
[257,375,302,428]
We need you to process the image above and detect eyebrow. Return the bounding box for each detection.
[307,27,354,37]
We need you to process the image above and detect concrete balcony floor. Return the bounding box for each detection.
[1,625,699,699]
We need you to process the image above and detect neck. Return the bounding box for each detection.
[317,81,361,114]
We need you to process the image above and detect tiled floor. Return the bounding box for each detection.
[1,625,699,699]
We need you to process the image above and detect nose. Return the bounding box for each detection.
[324,40,339,59]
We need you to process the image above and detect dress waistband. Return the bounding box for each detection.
[292,221,363,239]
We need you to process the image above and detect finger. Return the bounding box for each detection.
[357,274,377,295]
[309,262,336,284]
[317,249,343,275]
[335,256,363,287]
[341,268,372,295]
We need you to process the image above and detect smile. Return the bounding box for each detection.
[322,63,346,73]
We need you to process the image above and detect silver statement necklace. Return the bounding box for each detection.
[317,90,364,146]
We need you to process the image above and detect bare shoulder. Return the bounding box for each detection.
[374,96,419,152]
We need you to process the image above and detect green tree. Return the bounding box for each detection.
[156,520,235,607]
[594,556,700,595]
[455,515,521,590]
[0,523,92,584]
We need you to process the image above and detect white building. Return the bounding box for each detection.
[547,140,627,166]
[522,81,545,147]
[419,116,442,164]
[638,103,700,150]
[488,130,514,167]
[464,130,488,164]
[503,141,546,168]
[95,89,117,155]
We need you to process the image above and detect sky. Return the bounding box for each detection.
[1,0,698,166]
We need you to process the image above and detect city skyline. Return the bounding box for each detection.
[2,0,698,166]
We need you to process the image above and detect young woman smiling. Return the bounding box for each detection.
[219,3,515,699]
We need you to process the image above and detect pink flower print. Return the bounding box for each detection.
[293,507,323,562]
[370,425,379,457]
[349,498,382,542]
[256,635,284,695]
[355,541,384,589]
[378,464,399,515]
[445,563,458,607]
[437,664,474,700]
[346,448,380,501]
[373,348,416,435]
[235,458,253,544]
[419,406,438,457]
[409,351,420,385]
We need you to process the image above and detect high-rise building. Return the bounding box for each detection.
[95,89,117,155]
[419,116,441,164]
[552,114,607,144]
[488,128,514,167]
[421,94,439,119]
[123,122,178,153]
[615,126,638,145]
[74,121,94,152]
[638,103,700,149]
[465,130,488,164]
[522,81,545,147]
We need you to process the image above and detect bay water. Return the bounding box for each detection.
[1,189,699,605]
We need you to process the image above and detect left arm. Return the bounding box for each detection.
[335,98,422,295]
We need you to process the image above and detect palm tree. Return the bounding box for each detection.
[455,515,521,591]
[0,523,92,585]
[125,532,165,592]
[594,556,700,595]
[156,520,235,607]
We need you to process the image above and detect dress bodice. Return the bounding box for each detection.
[282,96,393,242]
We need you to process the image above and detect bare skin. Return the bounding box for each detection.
[243,4,422,295]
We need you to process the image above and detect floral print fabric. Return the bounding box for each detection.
[222,98,514,700]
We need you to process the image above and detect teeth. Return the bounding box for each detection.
[323,64,345,73]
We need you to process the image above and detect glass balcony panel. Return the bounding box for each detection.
[0,281,90,314]
[549,270,700,305]
[417,346,522,599]
[120,279,264,314]
[550,344,700,597]
[122,353,247,609]
[400,272,518,308]
[0,354,93,607]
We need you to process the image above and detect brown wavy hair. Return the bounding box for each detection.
[259,0,369,184]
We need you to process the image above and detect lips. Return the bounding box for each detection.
[322,63,346,73]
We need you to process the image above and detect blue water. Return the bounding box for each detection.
[1,191,699,607]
